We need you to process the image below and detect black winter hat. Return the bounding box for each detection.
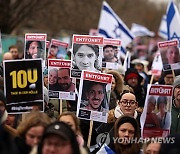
[124,68,143,84]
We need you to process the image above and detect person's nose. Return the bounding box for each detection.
[32,137,39,145]
[124,130,129,137]
[34,47,38,54]
[82,56,89,64]
[48,144,57,152]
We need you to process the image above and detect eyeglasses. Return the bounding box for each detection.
[120,99,136,106]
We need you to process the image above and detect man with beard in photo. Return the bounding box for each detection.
[57,68,75,92]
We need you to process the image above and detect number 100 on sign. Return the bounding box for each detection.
[10,69,37,88]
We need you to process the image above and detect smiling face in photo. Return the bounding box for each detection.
[86,84,105,110]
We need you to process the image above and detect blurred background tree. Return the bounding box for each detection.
[0,0,167,37]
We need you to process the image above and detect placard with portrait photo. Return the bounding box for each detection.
[48,39,69,59]
[158,39,180,71]
[48,59,76,101]
[102,38,122,69]
[71,35,104,78]
[140,84,173,138]
[24,33,47,60]
[77,70,112,123]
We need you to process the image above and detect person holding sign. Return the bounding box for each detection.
[72,44,100,72]
[25,41,43,59]
[80,80,108,112]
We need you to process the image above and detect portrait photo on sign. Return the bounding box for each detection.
[140,84,173,138]
[158,40,180,71]
[72,43,102,72]
[49,67,75,92]
[102,44,122,69]
[48,59,76,100]
[48,39,68,59]
[80,80,109,112]
[25,40,45,59]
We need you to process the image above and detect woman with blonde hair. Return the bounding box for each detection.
[15,111,51,154]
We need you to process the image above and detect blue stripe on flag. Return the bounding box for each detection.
[99,29,112,38]
[167,2,175,40]
[103,5,133,40]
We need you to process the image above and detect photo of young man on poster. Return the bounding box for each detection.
[72,44,101,72]
[80,80,108,112]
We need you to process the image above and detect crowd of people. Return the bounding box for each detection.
[0,35,180,154]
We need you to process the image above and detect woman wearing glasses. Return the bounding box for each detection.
[107,90,141,125]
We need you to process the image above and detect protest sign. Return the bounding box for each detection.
[102,38,122,69]
[48,59,76,100]
[0,31,2,63]
[77,70,112,123]
[24,33,47,60]
[158,39,180,71]
[151,51,163,76]
[46,41,50,59]
[48,39,68,59]
[140,84,173,138]
[71,34,104,78]
[4,59,43,113]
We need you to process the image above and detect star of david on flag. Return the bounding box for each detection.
[98,1,134,57]
[166,0,180,46]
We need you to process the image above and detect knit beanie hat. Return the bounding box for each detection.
[173,75,180,89]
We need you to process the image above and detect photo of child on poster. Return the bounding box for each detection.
[158,39,180,71]
[48,39,68,59]
[102,38,122,69]
[48,59,76,101]
[140,84,173,138]
[77,70,112,123]
[71,35,104,78]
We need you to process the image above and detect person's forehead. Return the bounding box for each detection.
[58,69,69,75]
[0,100,5,106]
[104,47,113,51]
[121,93,135,100]
[76,48,95,55]
[78,45,94,51]
[30,41,38,46]
[90,84,104,90]
[165,74,173,77]
[50,70,57,74]
[10,48,18,51]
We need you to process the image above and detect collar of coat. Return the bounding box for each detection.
[114,105,138,119]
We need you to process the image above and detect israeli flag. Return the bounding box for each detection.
[166,0,180,44]
[131,23,155,37]
[158,15,168,40]
[96,144,115,154]
[98,1,134,57]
